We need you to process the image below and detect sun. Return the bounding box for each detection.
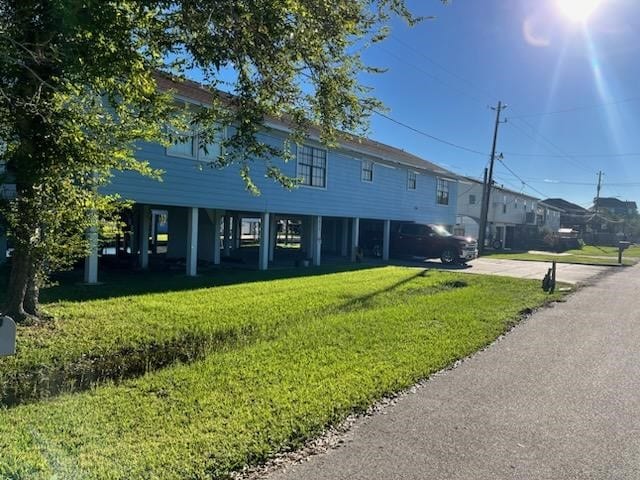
[556,0,603,22]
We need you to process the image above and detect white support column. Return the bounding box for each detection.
[382,219,391,262]
[84,224,99,284]
[312,216,322,266]
[212,210,222,265]
[341,218,349,257]
[223,215,231,257]
[139,205,150,269]
[186,207,199,276]
[233,215,241,249]
[350,217,360,262]
[269,215,277,262]
[259,212,270,270]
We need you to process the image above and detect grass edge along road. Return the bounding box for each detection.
[0,267,565,479]
[485,250,637,266]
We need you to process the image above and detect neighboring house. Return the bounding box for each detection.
[538,201,563,232]
[79,76,461,281]
[455,177,551,249]
[542,198,590,234]
[591,197,638,217]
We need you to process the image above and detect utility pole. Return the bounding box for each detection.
[594,170,603,214]
[478,101,507,255]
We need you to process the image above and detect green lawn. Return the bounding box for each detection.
[0,266,564,479]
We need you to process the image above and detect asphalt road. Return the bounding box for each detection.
[265,264,640,480]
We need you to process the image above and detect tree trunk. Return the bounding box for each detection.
[24,266,41,318]
[3,247,31,323]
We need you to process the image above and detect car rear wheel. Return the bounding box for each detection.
[440,248,457,265]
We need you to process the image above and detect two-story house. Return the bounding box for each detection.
[75,77,460,282]
[455,177,549,249]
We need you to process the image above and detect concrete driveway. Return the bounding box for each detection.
[394,257,612,285]
[264,263,640,480]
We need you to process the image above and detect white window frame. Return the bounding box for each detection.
[436,178,449,206]
[166,125,226,161]
[297,144,328,189]
[361,159,374,183]
[407,170,417,190]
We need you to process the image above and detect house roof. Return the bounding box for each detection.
[593,197,638,210]
[155,74,459,178]
[538,201,564,212]
[542,198,588,213]
[461,176,540,201]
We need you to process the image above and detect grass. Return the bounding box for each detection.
[0,266,564,479]
[0,264,388,405]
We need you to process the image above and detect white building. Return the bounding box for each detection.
[455,177,561,249]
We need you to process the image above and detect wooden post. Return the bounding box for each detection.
[186,207,199,276]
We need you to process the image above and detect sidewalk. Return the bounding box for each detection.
[265,264,640,480]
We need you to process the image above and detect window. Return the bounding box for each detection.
[503,203,507,214]
[167,132,195,158]
[167,123,226,160]
[402,224,428,236]
[524,200,527,211]
[198,125,225,160]
[361,159,373,182]
[436,178,449,205]
[298,145,327,188]
[407,171,417,190]
[469,194,476,205]
[515,198,519,209]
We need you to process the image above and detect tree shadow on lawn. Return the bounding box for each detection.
[0,262,390,305]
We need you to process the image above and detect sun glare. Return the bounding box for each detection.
[556,0,603,22]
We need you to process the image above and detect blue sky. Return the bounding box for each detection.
[357,0,640,206]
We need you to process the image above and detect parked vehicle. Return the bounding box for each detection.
[391,223,478,264]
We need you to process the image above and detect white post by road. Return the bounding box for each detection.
[382,219,391,261]
[350,217,360,262]
[259,212,270,270]
[186,207,199,276]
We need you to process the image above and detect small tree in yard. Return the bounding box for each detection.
[0,0,429,323]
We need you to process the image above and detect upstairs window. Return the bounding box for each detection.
[436,178,449,205]
[361,159,373,182]
[167,131,195,158]
[407,171,417,190]
[167,123,226,161]
[469,194,476,205]
[298,145,327,188]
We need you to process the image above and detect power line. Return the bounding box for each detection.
[388,36,495,105]
[372,110,488,156]
[509,95,640,120]
[497,157,549,199]
[505,117,598,172]
[377,45,488,106]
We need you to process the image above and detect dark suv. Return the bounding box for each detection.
[391,223,478,264]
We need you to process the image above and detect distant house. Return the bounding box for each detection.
[455,177,555,249]
[591,197,638,217]
[542,198,590,234]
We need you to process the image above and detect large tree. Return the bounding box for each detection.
[0,0,425,323]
